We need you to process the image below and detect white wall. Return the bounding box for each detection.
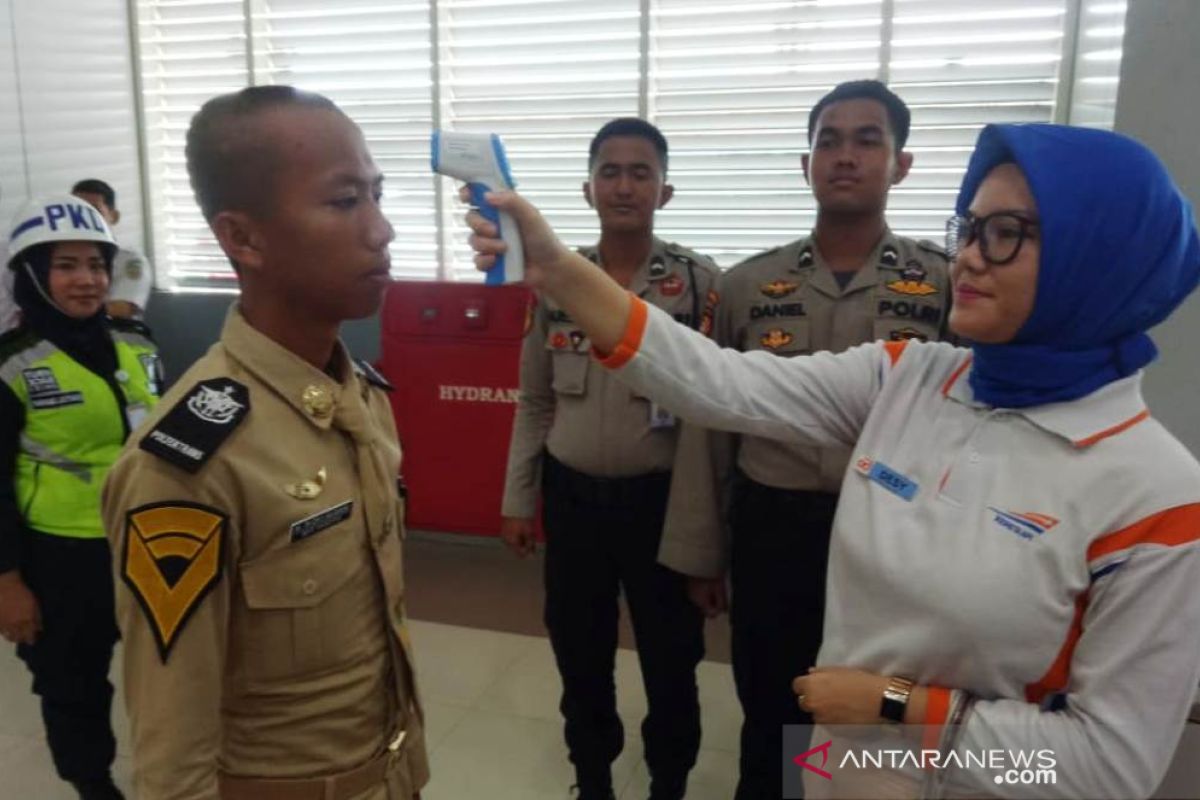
[1114,0,1200,457]
[0,0,144,253]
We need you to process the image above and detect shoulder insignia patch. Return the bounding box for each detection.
[140,379,250,473]
[354,359,394,392]
[121,502,227,662]
[125,259,145,281]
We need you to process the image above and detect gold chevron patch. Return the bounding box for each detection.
[122,503,226,662]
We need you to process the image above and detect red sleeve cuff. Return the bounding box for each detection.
[594,294,649,369]
[921,685,953,751]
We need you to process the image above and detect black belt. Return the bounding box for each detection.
[543,453,670,508]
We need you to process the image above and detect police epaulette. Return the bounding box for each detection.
[354,358,394,392]
[139,378,250,473]
[915,239,950,260]
[107,316,155,339]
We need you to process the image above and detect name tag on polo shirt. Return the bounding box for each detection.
[855,456,918,502]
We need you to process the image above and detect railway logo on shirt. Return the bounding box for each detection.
[988,508,1060,540]
[759,328,794,350]
[550,331,569,350]
[121,502,226,662]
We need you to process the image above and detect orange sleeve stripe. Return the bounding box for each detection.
[882,340,910,367]
[594,294,649,370]
[921,686,952,752]
[1073,409,1150,448]
[1025,592,1088,705]
[1086,502,1200,563]
[940,355,972,396]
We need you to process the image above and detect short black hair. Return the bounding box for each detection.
[71,178,116,210]
[588,117,669,173]
[185,85,343,221]
[807,80,911,151]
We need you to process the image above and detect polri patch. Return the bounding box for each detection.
[140,379,250,473]
[122,502,226,662]
[290,500,353,542]
[855,456,918,501]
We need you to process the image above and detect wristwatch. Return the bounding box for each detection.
[880,676,915,723]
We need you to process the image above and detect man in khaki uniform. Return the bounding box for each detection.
[659,80,952,800]
[101,86,428,800]
[500,118,719,800]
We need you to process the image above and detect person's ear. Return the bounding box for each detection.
[110,208,121,226]
[582,181,594,208]
[892,151,914,186]
[658,183,674,209]
[211,211,265,273]
[801,153,811,185]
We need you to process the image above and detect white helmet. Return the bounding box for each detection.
[6,194,118,271]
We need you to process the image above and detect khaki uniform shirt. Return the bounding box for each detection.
[102,306,429,800]
[659,230,952,577]
[501,237,721,518]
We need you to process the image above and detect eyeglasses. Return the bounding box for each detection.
[945,212,1039,266]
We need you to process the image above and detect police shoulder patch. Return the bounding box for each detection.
[122,501,227,662]
[140,378,250,473]
[125,259,145,280]
[354,358,394,392]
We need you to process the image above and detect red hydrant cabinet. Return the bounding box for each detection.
[379,281,532,536]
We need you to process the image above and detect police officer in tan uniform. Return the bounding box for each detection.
[659,80,952,800]
[501,118,719,800]
[100,86,428,800]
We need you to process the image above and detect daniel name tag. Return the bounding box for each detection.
[855,456,919,502]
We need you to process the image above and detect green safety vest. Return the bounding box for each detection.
[0,326,161,539]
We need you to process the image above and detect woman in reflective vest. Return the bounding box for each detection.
[0,195,162,800]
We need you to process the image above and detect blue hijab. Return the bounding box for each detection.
[956,124,1200,408]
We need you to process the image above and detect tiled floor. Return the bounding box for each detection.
[0,619,739,800]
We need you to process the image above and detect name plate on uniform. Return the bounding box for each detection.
[855,456,918,502]
[289,500,354,542]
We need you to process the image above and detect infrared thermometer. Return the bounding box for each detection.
[431,131,524,284]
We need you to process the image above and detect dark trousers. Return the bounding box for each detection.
[541,455,704,799]
[16,533,119,786]
[730,476,837,800]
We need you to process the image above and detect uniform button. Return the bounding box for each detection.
[302,579,318,595]
[114,369,130,383]
[969,451,982,463]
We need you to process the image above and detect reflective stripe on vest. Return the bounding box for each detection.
[2,337,160,539]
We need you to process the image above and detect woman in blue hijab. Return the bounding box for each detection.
[464,123,1200,798]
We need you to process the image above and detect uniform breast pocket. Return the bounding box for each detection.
[747,319,810,356]
[238,526,374,682]
[549,351,589,396]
